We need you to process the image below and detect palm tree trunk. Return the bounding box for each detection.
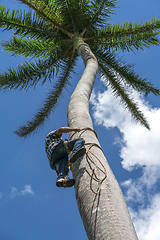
[68,44,138,240]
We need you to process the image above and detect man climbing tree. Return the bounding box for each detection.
[1,0,160,239]
[45,127,85,187]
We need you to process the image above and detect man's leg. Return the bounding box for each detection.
[54,156,67,185]
[50,142,67,168]
[51,143,75,188]
[54,155,69,179]
[68,138,86,163]
[54,157,75,187]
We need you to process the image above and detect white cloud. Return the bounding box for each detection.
[21,185,34,196]
[91,87,160,180]
[91,85,160,240]
[130,194,160,240]
[121,179,145,203]
[9,185,34,198]
[91,85,160,190]
[120,106,160,171]
[10,186,19,198]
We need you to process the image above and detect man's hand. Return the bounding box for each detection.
[56,127,81,136]
[72,128,81,132]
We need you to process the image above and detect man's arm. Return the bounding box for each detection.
[56,127,81,137]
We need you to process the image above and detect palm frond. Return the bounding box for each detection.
[85,18,160,40]
[0,4,57,39]
[1,0,160,137]
[64,0,77,32]
[54,0,91,33]
[95,51,160,96]
[85,18,160,51]
[52,0,116,34]
[99,33,160,52]
[0,36,59,58]
[14,47,77,137]
[81,0,115,35]
[18,0,72,36]
[99,62,150,129]
[0,54,62,91]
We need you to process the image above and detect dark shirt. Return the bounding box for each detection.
[45,130,63,162]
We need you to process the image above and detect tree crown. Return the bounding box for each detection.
[0,0,160,136]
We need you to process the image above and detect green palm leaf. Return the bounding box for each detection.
[99,62,150,129]
[19,0,63,27]
[0,0,160,136]
[85,19,160,52]
[95,50,160,95]
[0,36,59,58]
[0,4,56,39]
[14,47,77,137]
[0,54,61,90]
[82,0,116,35]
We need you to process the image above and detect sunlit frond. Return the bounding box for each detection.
[1,0,160,136]
[99,62,150,129]
[82,0,116,35]
[0,54,61,90]
[18,0,69,34]
[95,50,160,95]
[0,4,55,39]
[85,19,160,52]
[0,36,58,58]
[14,47,77,137]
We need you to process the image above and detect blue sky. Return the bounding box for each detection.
[0,1,160,239]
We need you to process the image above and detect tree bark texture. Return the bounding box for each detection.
[68,44,138,240]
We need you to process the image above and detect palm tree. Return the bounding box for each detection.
[0,0,160,239]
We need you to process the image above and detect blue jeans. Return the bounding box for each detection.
[51,138,85,179]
